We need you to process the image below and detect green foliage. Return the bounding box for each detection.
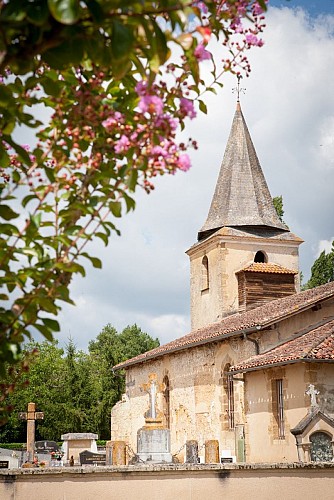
[0,324,159,441]
[304,242,334,290]
[0,0,266,417]
[273,195,285,223]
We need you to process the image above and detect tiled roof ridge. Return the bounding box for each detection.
[113,281,334,371]
[230,318,334,373]
[238,262,298,274]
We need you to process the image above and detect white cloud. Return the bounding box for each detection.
[47,6,334,349]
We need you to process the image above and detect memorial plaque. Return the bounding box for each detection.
[0,461,9,468]
[79,450,106,465]
[35,441,59,454]
[220,457,233,463]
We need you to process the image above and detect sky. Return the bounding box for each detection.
[52,1,334,350]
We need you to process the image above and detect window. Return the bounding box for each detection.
[223,363,234,430]
[254,251,267,263]
[201,256,209,290]
[273,379,285,439]
[310,432,333,462]
[227,374,235,430]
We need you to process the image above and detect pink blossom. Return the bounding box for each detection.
[114,135,130,153]
[102,112,124,129]
[194,43,212,61]
[135,80,148,96]
[139,95,164,115]
[152,145,168,157]
[194,1,208,14]
[180,98,196,119]
[155,114,178,131]
[177,153,191,172]
[253,1,266,16]
[245,34,264,47]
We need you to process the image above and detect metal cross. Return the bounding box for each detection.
[232,75,246,102]
[19,402,44,462]
[305,384,320,408]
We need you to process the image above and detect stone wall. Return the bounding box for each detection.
[1,463,334,500]
[244,363,334,463]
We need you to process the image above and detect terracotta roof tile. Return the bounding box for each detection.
[230,319,334,373]
[237,262,297,274]
[113,281,334,370]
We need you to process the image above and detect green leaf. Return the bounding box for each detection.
[95,232,108,246]
[33,323,54,341]
[84,0,104,23]
[0,205,19,221]
[81,252,102,269]
[42,317,60,332]
[48,0,80,25]
[109,201,122,218]
[198,99,207,114]
[111,20,134,61]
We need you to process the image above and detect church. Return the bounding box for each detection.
[110,100,334,464]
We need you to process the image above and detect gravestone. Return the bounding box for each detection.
[0,448,20,469]
[35,441,59,454]
[79,450,106,466]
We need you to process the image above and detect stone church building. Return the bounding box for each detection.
[111,102,334,464]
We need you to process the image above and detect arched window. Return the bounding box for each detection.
[254,251,267,263]
[310,432,333,462]
[162,375,170,429]
[201,256,209,290]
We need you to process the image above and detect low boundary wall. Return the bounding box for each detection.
[1,463,334,500]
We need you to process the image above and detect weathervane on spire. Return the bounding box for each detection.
[232,75,246,102]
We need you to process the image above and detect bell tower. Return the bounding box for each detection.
[186,101,303,331]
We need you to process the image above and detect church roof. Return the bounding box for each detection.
[198,103,287,241]
[113,281,334,371]
[236,262,298,274]
[230,318,334,374]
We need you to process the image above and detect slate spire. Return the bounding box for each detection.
[198,102,287,241]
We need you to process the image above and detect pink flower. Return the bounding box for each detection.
[139,95,164,115]
[177,153,191,172]
[135,80,148,96]
[152,145,168,157]
[180,98,196,119]
[114,135,130,153]
[155,114,178,131]
[253,1,266,16]
[245,34,264,47]
[102,112,124,129]
[194,43,211,61]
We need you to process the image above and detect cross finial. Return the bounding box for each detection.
[305,384,320,408]
[232,75,246,102]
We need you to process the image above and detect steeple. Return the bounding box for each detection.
[198,103,287,241]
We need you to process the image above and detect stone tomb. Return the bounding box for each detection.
[137,373,172,464]
[0,448,19,469]
[61,433,98,465]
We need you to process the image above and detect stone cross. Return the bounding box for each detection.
[305,384,320,408]
[141,373,164,422]
[19,402,44,462]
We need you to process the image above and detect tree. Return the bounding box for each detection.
[0,1,267,417]
[273,195,284,222]
[304,242,334,289]
[0,324,159,440]
[88,324,159,438]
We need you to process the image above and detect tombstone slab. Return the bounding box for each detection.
[61,433,98,464]
[137,428,172,463]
